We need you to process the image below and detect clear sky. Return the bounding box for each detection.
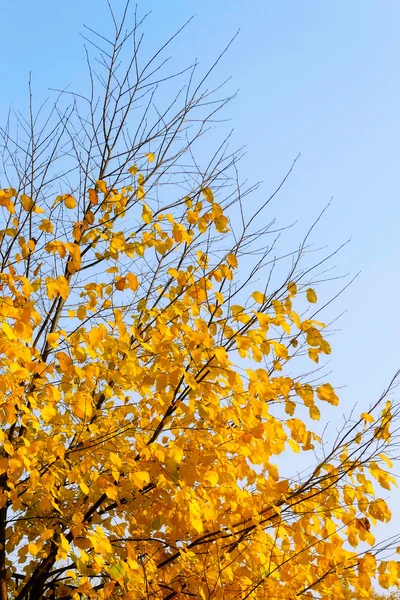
[1,0,400,532]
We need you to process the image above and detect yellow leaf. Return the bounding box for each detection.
[91,533,112,555]
[137,186,145,201]
[65,242,81,271]
[85,211,94,225]
[256,313,270,328]
[229,305,243,318]
[227,253,238,268]
[306,288,317,303]
[288,439,300,453]
[105,486,118,500]
[146,152,155,163]
[39,219,54,233]
[56,352,73,374]
[190,515,203,533]
[202,188,214,203]
[361,412,375,424]
[28,543,39,556]
[214,215,229,233]
[96,180,108,194]
[309,405,320,420]
[271,340,288,360]
[214,347,228,363]
[1,323,16,340]
[20,194,35,211]
[379,453,393,469]
[46,276,70,300]
[77,306,87,321]
[287,281,297,296]
[64,195,77,209]
[79,481,89,496]
[285,400,296,415]
[56,534,70,561]
[66,570,77,580]
[110,452,122,468]
[205,471,219,486]
[1,228,17,237]
[3,440,14,456]
[115,278,126,291]
[126,273,139,291]
[73,394,93,420]
[131,471,150,488]
[251,291,266,304]
[142,203,152,224]
[41,404,56,422]
[88,189,98,205]
[317,383,339,405]
[128,164,138,175]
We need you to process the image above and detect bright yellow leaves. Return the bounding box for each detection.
[72,393,93,419]
[252,291,266,304]
[39,219,54,233]
[20,194,44,213]
[56,351,73,374]
[96,180,108,194]
[128,164,138,175]
[227,253,238,268]
[361,411,375,424]
[271,340,288,360]
[306,287,317,303]
[64,194,77,209]
[201,187,214,203]
[0,178,397,600]
[56,534,70,561]
[130,471,150,488]
[0,187,16,213]
[65,242,81,273]
[316,383,339,405]
[142,203,152,223]
[211,203,229,232]
[115,273,139,292]
[205,470,219,486]
[309,404,321,420]
[88,188,98,205]
[46,275,70,300]
[47,333,60,347]
[80,481,90,495]
[41,403,56,422]
[77,305,86,320]
[89,528,113,555]
[146,152,155,163]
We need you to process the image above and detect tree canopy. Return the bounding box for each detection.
[0,3,399,599]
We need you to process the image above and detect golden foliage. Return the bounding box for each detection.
[0,5,399,600]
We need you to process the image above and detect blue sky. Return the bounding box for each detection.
[1,0,400,532]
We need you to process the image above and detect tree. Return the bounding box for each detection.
[0,3,399,599]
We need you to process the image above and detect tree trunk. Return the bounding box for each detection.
[0,474,8,600]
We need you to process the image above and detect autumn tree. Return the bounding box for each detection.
[0,3,399,599]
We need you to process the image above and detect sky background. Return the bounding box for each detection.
[1,0,399,536]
